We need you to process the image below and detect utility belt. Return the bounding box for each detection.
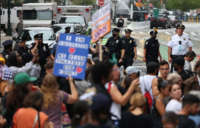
[171,55,185,60]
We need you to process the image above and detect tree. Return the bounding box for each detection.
[71,0,96,5]
[166,0,200,11]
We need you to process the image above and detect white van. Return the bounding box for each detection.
[22,3,57,28]
[0,7,22,32]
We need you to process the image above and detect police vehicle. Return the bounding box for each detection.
[16,27,56,49]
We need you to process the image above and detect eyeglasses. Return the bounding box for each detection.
[160,68,169,70]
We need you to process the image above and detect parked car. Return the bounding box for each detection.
[52,24,75,37]
[59,15,87,29]
[168,14,182,28]
[150,14,171,29]
[15,27,56,49]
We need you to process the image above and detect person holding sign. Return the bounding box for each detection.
[41,73,78,128]
[120,29,137,68]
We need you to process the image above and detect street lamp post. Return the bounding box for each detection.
[7,0,12,36]
[0,5,2,47]
[112,0,117,22]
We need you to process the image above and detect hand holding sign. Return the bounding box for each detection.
[54,34,91,80]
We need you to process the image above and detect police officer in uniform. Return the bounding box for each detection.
[1,40,13,62]
[120,29,137,68]
[31,33,50,78]
[105,28,122,64]
[117,16,125,28]
[168,24,193,72]
[65,26,71,34]
[144,30,162,64]
[15,37,32,65]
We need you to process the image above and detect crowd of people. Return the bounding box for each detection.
[0,23,199,128]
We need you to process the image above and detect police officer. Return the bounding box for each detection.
[117,16,125,28]
[1,40,13,61]
[31,33,50,76]
[120,29,137,68]
[65,26,71,34]
[168,24,193,72]
[144,30,162,64]
[15,37,32,65]
[105,28,122,64]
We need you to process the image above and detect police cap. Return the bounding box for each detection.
[150,31,158,36]
[34,33,43,40]
[125,29,132,33]
[176,24,185,30]
[65,26,71,30]
[112,28,120,33]
[3,40,13,47]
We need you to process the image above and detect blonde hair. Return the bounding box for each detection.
[41,73,59,109]
[167,73,182,84]
[129,92,146,111]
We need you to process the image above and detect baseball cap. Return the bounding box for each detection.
[91,93,111,112]
[14,72,37,85]
[125,66,140,75]
[173,57,185,66]
[3,40,13,47]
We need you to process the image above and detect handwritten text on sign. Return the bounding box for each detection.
[53,34,91,79]
[92,3,111,43]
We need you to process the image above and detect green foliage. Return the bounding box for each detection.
[166,0,200,11]
[71,0,96,5]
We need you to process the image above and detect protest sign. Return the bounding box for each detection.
[53,34,91,80]
[92,3,111,43]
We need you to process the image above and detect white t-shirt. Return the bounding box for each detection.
[139,75,156,100]
[105,81,121,120]
[197,75,200,86]
[184,60,192,71]
[165,99,182,114]
[168,34,193,55]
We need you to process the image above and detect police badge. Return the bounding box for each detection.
[116,40,119,44]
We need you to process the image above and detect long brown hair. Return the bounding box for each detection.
[41,73,59,109]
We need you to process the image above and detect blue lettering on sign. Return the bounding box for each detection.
[53,34,91,80]
[94,25,107,40]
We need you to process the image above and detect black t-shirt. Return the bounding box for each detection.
[119,112,153,128]
[178,115,196,128]
[121,37,136,58]
[144,38,160,60]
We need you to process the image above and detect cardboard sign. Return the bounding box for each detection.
[54,34,91,80]
[92,3,111,43]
